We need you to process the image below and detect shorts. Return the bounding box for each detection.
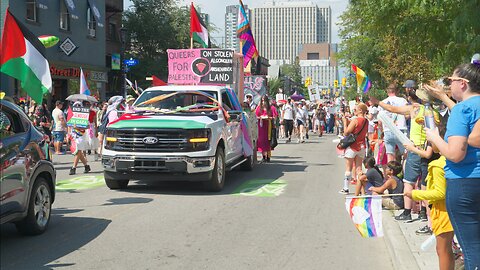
[430,202,453,236]
[383,197,403,210]
[344,146,365,159]
[384,130,406,154]
[403,152,428,184]
[296,119,305,126]
[52,131,65,142]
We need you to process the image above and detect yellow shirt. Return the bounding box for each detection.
[412,156,446,203]
[412,156,453,236]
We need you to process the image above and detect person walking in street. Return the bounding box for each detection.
[68,101,91,175]
[294,101,308,143]
[51,100,67,154]
[255,95,278,163]
[281,98,295,143]
[98,96,123,157]
[424,62,480,270]
[339,103,369,194]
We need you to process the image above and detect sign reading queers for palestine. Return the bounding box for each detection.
[67,106,90,128]
[167,49,234,85]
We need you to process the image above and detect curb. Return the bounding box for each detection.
[383,210,420,270]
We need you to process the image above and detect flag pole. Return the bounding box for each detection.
[346,193,405,199]
[190,37,193,49]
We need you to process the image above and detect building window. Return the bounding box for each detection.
[26,0,38,22]
[87,7,96,37]
[307,53,319,60]
[108,23,117,41]
[60,0,70,30]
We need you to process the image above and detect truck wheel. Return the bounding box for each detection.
[15,177,52,235]
[105,178,129,189]
[241,154,254,171]
[204,147,225,192]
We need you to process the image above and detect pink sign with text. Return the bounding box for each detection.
[167,49,234,85]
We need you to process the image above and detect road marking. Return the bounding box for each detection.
[56,175,105,191]
[233,179,287,197]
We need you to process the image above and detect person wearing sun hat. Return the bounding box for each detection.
[125,95,136,113]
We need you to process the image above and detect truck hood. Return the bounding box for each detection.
[108,114,215,129]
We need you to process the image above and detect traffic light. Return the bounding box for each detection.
[334,80,338,88]
[304,77,312,87]
[342,77,347,86]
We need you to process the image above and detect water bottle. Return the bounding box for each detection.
[420,234,436,251]
[424,103,436,129]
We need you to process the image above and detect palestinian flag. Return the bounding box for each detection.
[0,9,52,103]
[190,3,209,48]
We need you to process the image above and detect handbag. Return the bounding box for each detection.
[270,127,278,149]
[337,118,367,149]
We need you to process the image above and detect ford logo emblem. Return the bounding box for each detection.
[143,137,158,144]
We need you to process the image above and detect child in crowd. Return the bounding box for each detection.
[354,156,384,196]
[405,151,453,270]
[376,132,388,176]
[368,161,404,210]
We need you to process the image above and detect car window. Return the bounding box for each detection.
[221,91,234,111]
[0,108,25,137]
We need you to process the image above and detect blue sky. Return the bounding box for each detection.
[124,0,349,43]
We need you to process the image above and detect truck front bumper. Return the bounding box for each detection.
[102,155,215,174]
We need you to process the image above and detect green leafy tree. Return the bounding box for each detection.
[337,0,480,89]
[124,0,191,89]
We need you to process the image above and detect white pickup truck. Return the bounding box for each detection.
[102,85,255,191]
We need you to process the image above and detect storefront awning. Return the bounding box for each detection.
[63,0,79,20]
[88,0,104,27]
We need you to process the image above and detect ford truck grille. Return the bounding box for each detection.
[110,129,189,152]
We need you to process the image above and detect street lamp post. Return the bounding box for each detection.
[120,28,128,98]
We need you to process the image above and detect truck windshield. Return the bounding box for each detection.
[134,90,219,112]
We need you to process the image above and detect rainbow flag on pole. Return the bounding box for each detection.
[345,196,383,238]
[237,0,258,68]
[351,64,372,93]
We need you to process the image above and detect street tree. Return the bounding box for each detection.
[124,0,190,89]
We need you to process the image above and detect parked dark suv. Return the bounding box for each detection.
[0,99,56,235]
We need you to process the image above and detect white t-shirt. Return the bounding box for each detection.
[282,104,294,120]
[381,96,408,131]
[52,108,65,132]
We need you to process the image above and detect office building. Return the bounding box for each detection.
[251,1,331,63]
[299,43,338,88]
[224,5,250,52]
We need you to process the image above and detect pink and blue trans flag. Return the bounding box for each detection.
[80,67,91,95]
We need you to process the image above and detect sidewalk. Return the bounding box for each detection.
[383,209,439,270]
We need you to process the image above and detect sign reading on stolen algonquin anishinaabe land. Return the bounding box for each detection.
[167,49,234,85]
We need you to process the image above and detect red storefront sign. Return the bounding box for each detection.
[50,66,89,78]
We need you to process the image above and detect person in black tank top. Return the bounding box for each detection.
[369,161,404,210]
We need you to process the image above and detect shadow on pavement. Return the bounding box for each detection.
[111,156,308,196]
[0,209,111,270]
[102,197,153,206]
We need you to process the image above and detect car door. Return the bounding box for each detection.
[0,106,29,217]
[221,91,243,161]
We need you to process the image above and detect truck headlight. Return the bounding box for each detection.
[187,129,210,151]
[104,129,118,149]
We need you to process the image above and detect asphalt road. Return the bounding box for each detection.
[1,134,394,270]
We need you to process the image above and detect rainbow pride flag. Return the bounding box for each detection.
[351,64,372,93]
[345,196,383,238]
[226,89,254,157]
[237,0,258,68]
